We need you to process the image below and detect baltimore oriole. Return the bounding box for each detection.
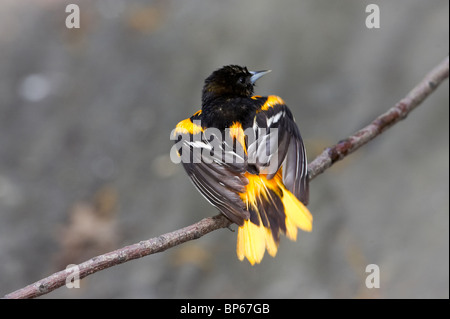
[172,65,312,265]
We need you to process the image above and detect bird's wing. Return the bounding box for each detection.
[173,113,250,225]
[248,96,309,205]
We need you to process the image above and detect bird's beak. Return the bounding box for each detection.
[249,69,271,84]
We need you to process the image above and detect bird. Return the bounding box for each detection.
[172,65,312,265]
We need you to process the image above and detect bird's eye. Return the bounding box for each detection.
[238,77,246,84]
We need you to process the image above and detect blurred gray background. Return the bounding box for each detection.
[0,0,448,299]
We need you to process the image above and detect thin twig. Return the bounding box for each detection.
[309,56,449,179]
[4,56,448,299]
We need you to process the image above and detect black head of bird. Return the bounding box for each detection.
[202,65,271,106]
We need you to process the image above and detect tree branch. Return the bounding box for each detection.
[4,56,448,299]
[308,56,449,180]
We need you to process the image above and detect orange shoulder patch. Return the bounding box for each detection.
[174,113,203,136]
[259,95,285,112]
